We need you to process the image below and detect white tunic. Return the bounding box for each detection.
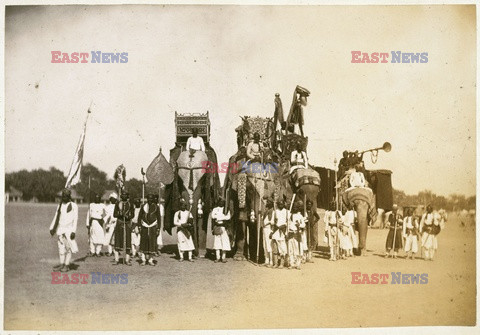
[174,210,195,252]
[186,136,205,151]
[104,203,117,246]
[211,207,231,251]
[290,150,308,174]
[263,211,274,253]
[349,171,366,188]
[50,202,78,236]
[86,203,107,245]
[272,208,289,241]
[343,210,358,248]
[289,212,307,253]
[403,216,418,253]
[420,212,440,250]
[50,202,79,253]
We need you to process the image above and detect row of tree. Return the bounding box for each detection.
[6,163,476,210]
[392,189,475,212]
[5,163,155,202]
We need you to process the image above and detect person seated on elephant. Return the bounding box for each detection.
[290,142,309,175]
[262,199,275,267]
[174,200,195,262]
[348,165,367,189]
[338,150,349,180]
[186,128,205,152]
[246,132,264,163]
[385,204,403,258]
[211,199,232,263]
[402,208,419,260]
[271,200,288,268]
[287,203,306,270]
[324,202,341,261]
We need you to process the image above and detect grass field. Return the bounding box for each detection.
[4,203,476,330]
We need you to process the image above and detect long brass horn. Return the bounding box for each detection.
[360,142,392,155]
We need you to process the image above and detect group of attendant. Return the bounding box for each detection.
[86,191,163,266]
[384,204,446,261]
[323,203,358,261]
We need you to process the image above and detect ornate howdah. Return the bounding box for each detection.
[175,111,211,144]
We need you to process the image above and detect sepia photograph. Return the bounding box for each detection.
[3,2,477,332]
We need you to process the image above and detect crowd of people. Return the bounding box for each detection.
[49,188,448,273]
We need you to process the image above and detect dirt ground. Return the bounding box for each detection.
[4,203,476,330]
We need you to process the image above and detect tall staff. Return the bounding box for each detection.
[334,158,340,259]
[141,167,146,205]
[114,164,126,264]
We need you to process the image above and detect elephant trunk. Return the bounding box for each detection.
[355,201,370,254]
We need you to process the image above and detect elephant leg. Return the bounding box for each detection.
[234,219,247,261]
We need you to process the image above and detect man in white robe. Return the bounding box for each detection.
[211,199,232,263]
[420,205,441,261]
[290,143,308,174]
[246,132,264,163]
[174,201,195,262]
[272,201,289,268]
[288,206,306,270]
[402,208,419,260]
[186,128,205,152]
[86,194,107,257]
[103,193,118,257]
[262,200,275,267]
[49,189,78,272]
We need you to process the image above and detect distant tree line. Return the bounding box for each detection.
[5,163,153,203]
[6,164,476,210]
[393,189,475,211]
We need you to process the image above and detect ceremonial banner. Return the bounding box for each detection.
[65,111,90,188]
[146,150,174,186]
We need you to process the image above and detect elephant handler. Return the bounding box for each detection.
[138,194,161,266]
[246,132,264,163]
[186,128,205,152]
[290,142,309,175]
[271,200,288,269]
[211,199,232,263]
[174,200,195,262]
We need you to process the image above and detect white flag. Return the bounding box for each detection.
[65,112,90,188]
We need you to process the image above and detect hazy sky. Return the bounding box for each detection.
[5,5,476,196]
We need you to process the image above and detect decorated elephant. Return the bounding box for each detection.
[163,144,220,256]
